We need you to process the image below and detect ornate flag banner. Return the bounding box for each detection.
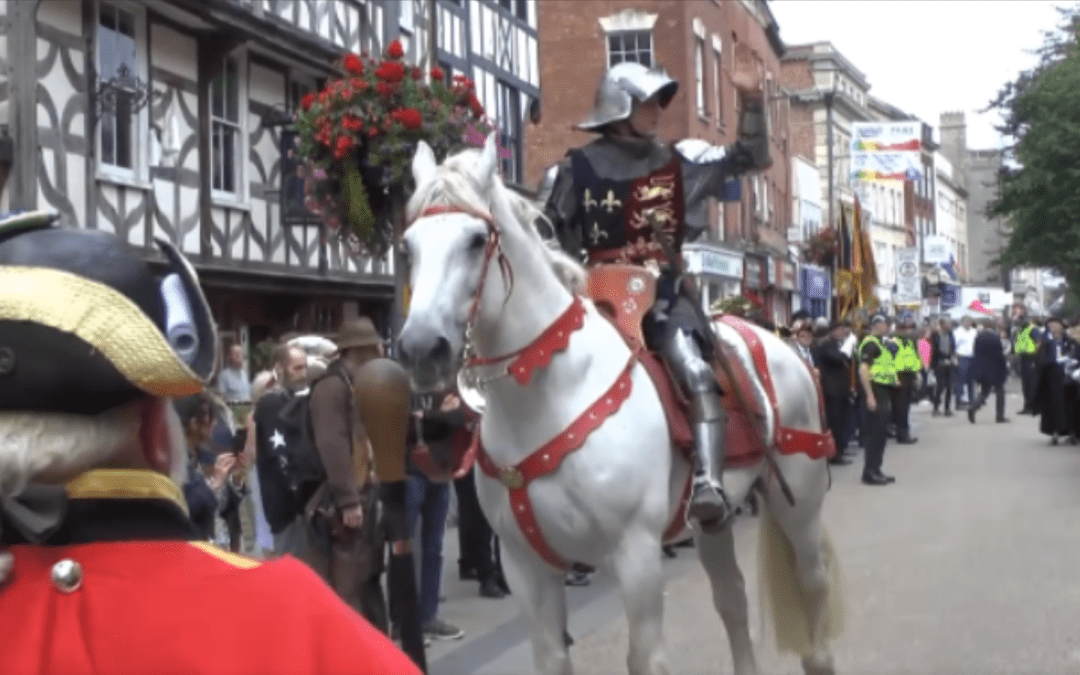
[895,247,921,304]
[850,122,924,182]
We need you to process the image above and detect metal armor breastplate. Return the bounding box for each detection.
[571,150,685,265]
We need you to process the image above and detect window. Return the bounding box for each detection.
[498,0,527,20]
[210,53,246,198]
[694,36,706,116]
[495,79,522,184]
[607,31,652,67]
[712,35,723,126]
[96,1,146,180]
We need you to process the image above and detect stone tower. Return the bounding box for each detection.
[938,111,967,176]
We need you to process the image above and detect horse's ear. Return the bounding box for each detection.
[412,140,438,187]
[473,132,499,185]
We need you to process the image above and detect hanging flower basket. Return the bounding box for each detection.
[293,40,495,257]
[804,226,838,267]
[711,294,763,318]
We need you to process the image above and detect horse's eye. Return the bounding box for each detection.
[468,233,488,251]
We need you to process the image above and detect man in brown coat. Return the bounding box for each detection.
[305,317,388,631]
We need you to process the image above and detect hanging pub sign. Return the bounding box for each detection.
[743,255,765,289]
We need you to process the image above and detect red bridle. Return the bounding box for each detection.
[407,205,514,363]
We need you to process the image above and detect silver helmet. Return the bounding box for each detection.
[577,62,678,132]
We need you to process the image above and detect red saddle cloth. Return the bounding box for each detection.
[586,265,835,469]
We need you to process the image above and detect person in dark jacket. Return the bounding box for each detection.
[929,317,959,417]
[254,342,312,557]
[967,319,1010,424]
[1033,317,1079,444]
[812,321,855,465]
[175,394,246,544]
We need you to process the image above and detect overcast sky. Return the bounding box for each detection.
[770,0,1070,150]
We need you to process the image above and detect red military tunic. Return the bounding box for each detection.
[0,469,421,675]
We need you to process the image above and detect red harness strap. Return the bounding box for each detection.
[718,315,835,460]
[467,296,586,385]
[474,353,638,571]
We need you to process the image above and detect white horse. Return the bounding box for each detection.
[397,134,843,675]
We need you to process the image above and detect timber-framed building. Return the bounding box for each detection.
[1,0,540,365]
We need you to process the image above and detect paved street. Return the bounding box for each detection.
[427,390,1080,674]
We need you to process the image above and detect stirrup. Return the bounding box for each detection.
[687,479,730,530]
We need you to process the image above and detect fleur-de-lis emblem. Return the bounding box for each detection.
[601,190,622,213]
[583,188,598,212]
[589,222,609,245]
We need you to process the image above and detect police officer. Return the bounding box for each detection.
[890,320,921,444]
[859,316,898,486]
[1015,315,1041,414]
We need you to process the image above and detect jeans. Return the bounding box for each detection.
[955,356,975,403]
[405,472,451,624]
[934,364,956,412]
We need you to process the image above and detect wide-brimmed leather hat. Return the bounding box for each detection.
[0,210,217,414]
[334,317,382,351]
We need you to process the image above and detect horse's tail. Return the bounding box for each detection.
[756,505,845,657]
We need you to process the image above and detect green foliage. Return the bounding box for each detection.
[987,4,1080,289]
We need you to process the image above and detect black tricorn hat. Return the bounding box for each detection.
[0,210,218,414]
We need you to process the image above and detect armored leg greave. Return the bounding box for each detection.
[662,330,729,526]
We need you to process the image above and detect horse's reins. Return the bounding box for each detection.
[407,204,517,374]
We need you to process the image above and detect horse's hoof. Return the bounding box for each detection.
[801,654,835,675]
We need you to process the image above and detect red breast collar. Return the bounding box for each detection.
[467,296,586,385]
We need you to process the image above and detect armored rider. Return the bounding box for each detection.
[536,62,772,528]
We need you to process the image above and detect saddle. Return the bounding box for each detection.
[585,265,767,470]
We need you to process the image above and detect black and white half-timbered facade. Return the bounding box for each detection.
[1,0,540,362]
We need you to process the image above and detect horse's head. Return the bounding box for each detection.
[397,134,506,391]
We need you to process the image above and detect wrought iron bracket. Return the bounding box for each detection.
[90,62,160,132]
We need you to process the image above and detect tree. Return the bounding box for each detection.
[985,5,1080,297]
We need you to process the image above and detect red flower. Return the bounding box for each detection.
[300,92,316,111]
[391,108,423,130]
[431,67,444,82]
[376,61,405,83]
[333,135,354,160]
[387,39,404,59]
[344,53,364,75]
[350,77,366,90]
[376,81,394,97]
[467,93,485,117]
[318,90,330,104]
[411,67,423,81]
[342,115,364,132]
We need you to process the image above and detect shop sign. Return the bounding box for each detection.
[701,249,743,279]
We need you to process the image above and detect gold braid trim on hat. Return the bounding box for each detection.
[0,266,204,398]
[66,469,189,514]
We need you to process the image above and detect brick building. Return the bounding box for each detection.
[526,0,797,324]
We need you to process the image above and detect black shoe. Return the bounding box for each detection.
[968,408,976,424]
[459,565,478,581]
[829,454,853,466]
[495,573,511,595]
[896,436,917,445]
[423,619,465,641]
[879,471,896,483]
[479,578,507,599]
[996,417,1011,424]
[861,473,891,485]
[661,545,677,559]
[564,630,575,647]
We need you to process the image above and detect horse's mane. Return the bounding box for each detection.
[407,148,588,295]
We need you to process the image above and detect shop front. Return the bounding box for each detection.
[766,258,797,326]
[742,253,768,317]
[799,264,831,319]
[683,243,745,312]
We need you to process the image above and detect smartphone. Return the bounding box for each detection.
[232,427,248,454]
